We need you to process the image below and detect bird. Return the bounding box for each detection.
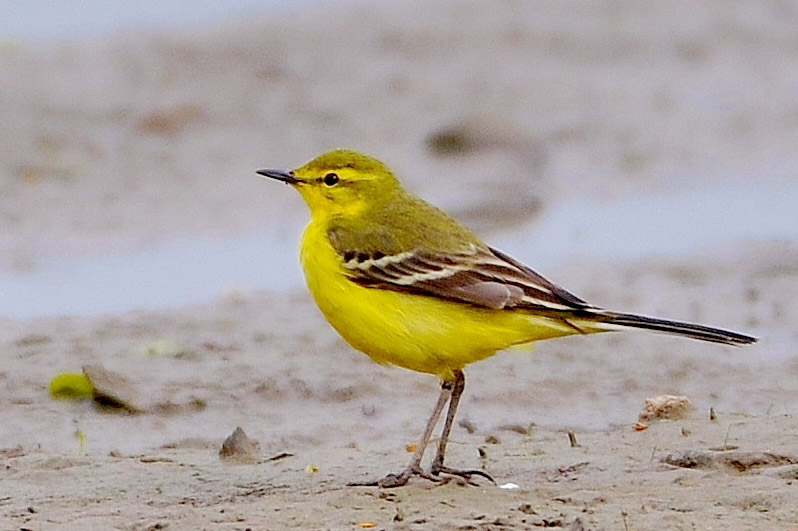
[257,149,756,488]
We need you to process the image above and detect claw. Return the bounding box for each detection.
[348,464,446,488]
[431,465,495,485]
[349,463,493,488]
[347,471,412,488]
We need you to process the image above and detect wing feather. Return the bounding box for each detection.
[340,243,593,312]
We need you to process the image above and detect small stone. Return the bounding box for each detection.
[83,365,143,414]
[638,395,692,422]
[219,427,259,464]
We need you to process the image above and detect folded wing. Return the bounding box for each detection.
[340,244,592,312]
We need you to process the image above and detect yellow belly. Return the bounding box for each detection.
[299,220,580,379]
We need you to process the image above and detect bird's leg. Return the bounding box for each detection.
[430,370,495,485]
[348,379,453,488]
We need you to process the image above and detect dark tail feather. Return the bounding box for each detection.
[598,311,757,346]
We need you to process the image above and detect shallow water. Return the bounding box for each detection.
[0,0,306,41]
[2,181,796,320]
[493,180,798,267]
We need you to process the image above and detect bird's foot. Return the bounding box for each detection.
[348,463,445,488]
[430,464,495,486]
[349,463,494,488]
[348,464,442,488]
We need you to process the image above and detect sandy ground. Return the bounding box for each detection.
[2,0,798,529]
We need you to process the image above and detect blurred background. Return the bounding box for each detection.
[1,0,798,456]
[1,0,797,319]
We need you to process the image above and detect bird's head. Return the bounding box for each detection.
[258,149,403,219]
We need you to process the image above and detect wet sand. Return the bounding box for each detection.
[2,0,798,529]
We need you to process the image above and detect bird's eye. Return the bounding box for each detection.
[323,172,339,186]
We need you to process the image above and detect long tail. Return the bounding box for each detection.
[592,311,757,346]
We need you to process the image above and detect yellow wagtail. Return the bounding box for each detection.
[257,149,756,487]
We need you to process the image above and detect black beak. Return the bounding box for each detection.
[256,168,299,184]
